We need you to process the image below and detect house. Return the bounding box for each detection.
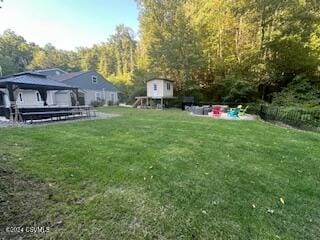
[147,78,174,99]
[0,72,78,108]
[0,68,118,119]
[38,69,118,106]
[0,72,79,119]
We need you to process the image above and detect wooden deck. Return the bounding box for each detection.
[1,106,95,123]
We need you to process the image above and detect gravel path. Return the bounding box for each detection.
[0,112,120,128]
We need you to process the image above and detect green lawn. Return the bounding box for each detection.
[0,107,319,239]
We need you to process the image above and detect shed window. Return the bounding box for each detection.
[153,84,157,91]
[36,92,41,102]
[167,82,171,90]
[18,92,23,102]
[92,76,98,84]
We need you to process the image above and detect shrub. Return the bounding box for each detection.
[90,99,105,107]
[272,75,320,108]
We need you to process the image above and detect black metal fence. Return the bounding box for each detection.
[259,105,320,132]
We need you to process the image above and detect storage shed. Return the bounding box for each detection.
[133,78,174,109]
[147,78,174,99]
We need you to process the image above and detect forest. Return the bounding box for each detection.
[0,0,319,107]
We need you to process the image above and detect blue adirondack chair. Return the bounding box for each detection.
[227,108,240,118]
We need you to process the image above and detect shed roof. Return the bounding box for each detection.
[0,72,77,90]
[147,78,174,82]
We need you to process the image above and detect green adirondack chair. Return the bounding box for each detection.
[239,106,249,116]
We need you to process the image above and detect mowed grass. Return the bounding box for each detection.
[0,107,319,239]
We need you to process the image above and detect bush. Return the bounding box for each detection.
[90,99,105,107]
[272,75,320,108]
[127,86,147,104]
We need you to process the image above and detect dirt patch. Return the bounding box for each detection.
[0,159,62,239]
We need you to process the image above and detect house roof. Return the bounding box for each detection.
[0,72,77,90]
[50,71,87,81]
[35,68,68,77]
[51,71,118,92]
[147,78,174,82]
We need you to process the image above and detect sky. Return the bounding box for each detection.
[0,0,139,50]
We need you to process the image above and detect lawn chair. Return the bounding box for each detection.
[227,108,240,118]
[240,106,249,116]
[212,106,222,117]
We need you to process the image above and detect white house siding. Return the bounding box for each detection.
[2,89,118,107]
[0,89,73,108]
[147,79,163,98]
[15,89,44,107]
[147,79,173,98]
[162,81,173,98]
[84,90,118,105]
[0,89,10,107]
[15,90,71,108]
[105,90,118,104]
[54,91,72,106]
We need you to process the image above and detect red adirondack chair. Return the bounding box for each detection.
[212,106,222,117]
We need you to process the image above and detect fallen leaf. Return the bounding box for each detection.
[201,210,207,214]
[267,209,274,214]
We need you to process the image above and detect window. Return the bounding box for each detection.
[0,92,3,106]
[92,76,98,84]
[167,82,171,90]
[153,84,157,91]
[18,92,23,102]
[95,92,101,100]
[36,92,41,102]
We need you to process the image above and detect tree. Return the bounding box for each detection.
[0,29,36,73]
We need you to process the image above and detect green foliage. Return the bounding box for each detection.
[27,45,78,71]
[0,27,136,84]
[0,54,18,75]
[272,75,320,107]
[90,99,105,107]
[136,0,320,103]
[0,29,36,74]
[77,25,137,85]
